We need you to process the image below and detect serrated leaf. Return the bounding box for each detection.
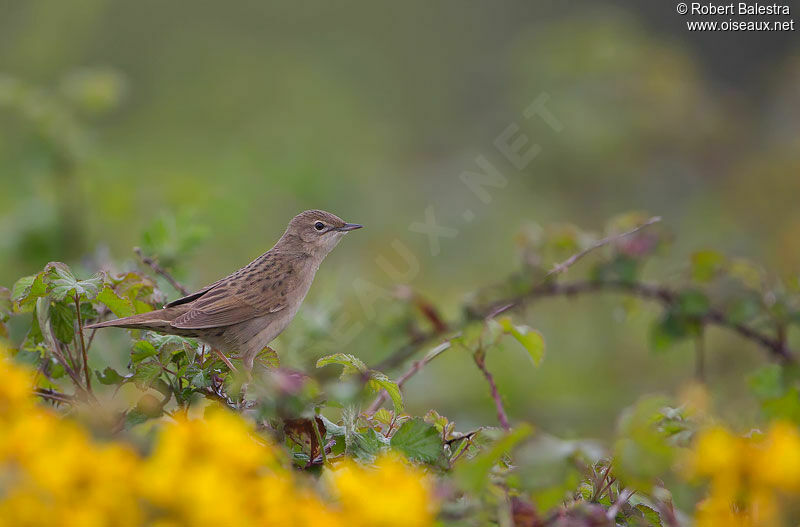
[131,362,162,389]
[96,366,125,385]
[498,317,545,366]
[96,286,135,317]
[12,273,48,311]
[149,334,190,354]
[368,372,404,413]
[635,504,663,527]
[374,408,394,426]
[316,353,368,377]
[48,263,102,301]
[350,427,390,461]
[390,417,443,464]
[182,341,197,363]
[256,346,280,369]
[49,302,75,344]
[190,371,209,388]
[424,409,451,435]
[131,340,159,363]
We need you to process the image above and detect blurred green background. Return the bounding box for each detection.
[2,1,799,440]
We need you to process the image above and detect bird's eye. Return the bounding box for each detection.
[314,221,325,231]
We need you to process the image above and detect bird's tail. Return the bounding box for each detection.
[84,309,180,331]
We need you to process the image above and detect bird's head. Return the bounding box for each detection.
[280,209,363,258]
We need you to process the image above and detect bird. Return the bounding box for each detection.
[86,210,362,371]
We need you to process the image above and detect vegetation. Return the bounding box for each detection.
[3,211,800,526]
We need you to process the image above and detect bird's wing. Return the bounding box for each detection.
[165,279,224,307]
[170,253,304,329]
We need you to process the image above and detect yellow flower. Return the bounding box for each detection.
[329,453,436,527]
[688,421,800,527]
[752,422,800,493]
[0,345,439,527]
[689,425,742,478]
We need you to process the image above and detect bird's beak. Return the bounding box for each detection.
[336,223,363,232]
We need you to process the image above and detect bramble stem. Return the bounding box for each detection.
[473,351,510,432]
[75,293,92,393]
[134,247,190,296]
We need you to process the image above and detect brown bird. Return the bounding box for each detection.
[86,210,362,370]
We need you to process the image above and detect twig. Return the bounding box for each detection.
[591,464,613,502]
[606,488,635,520]
[545,216,662,278]
[74,293,92,393]
[473,350,510,432]
[86,327,99,351]
[134,247,190,296]
[378,218,792,374]
[368,340,452,414]
[34,388,75,405]
[485,280,793,362]
[445,429,480,446]
[311,414,327,465]
[212,348,237,372]
[47,326,87,393]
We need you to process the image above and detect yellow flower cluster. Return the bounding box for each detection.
[688,422,800,527]
[0,351,437,527]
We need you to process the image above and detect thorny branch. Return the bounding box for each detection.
[379,276,794,375]
[545,216,662,278]
[134,247,190,296]
[473,350,510,432]
[486,280,794,362]
[33,388,75,405]
[368,340,452,414]
[75,293,92,393]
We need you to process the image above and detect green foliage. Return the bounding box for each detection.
[389,418,443,464]
[3,212,799,527]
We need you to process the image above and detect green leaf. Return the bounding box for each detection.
[131,361,162,389]
[148,334,190,354]
[498,317,545,366]
[48,263,102,301]
[96,366,125,385]
[49,301,75,344]
[368,372,404,413]
[374,408,394,427]
[649,310,699,352]
[190,371,209,388]
[348,427,389,461]
[424,409,451,436]
[96,286,136,317]
[748,364,785,400]
[635,504,664,527]
[255,347,280,369]
[124,408,152,429]
[389,417,443,464]
[131,340,159,363]
[316,353,368,377]
[761,387,800,423]
[12,273,48,311]
[691,250,725,283]
[453,424,533,493]
[676,289,710,318]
